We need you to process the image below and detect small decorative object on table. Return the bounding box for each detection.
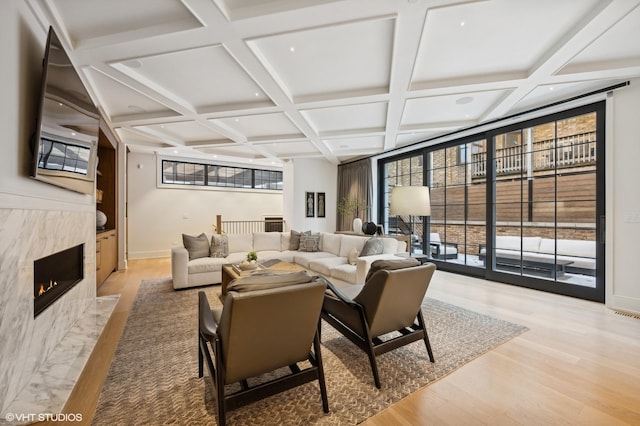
[239,251,258,270]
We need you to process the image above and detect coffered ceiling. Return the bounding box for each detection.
[29,0,640,166]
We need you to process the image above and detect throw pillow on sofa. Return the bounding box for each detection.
[360,237,384,256]
[211,234,229,258]
[289,230,307,250]
[182,233,210,260]
[347,247,359,265]
[299,232,320,252]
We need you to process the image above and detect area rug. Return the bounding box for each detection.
[92,278,527,425]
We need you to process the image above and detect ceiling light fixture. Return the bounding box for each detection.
[460,21,465,27]
[254,92,259,97]
[289,46,295,52]
[549,87,554,91]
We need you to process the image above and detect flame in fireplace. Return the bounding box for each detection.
[37,280,57,297]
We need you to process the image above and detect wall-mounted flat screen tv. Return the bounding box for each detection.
[31,26,99,195]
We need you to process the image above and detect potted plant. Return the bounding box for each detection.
[337,195,369,233]
[240,251,258,270]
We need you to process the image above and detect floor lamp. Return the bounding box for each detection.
[390,186,431,256]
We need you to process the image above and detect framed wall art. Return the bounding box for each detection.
[306,191,315,217]
[317,192,325,218]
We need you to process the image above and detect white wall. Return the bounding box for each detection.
[606,80,640,314]
[0,0,96,412]
[127,152,285,258]
[284,158,337,232]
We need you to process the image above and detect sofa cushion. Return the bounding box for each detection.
[309,256,348,276]
[360,237,384,256]
[210,234,229,258]
[280,232,291,251]
[187,257,225,274]
[339,235,368,257]
[299,232,321,252]
[294,251,335,268]
[365,257,420,282]
[495,236,541,253]
[227,271,313,293]
[330,264,357,283]
[381,237,399,254]
[227,233,253,254]
[539,238,595,259]
[253,232,281,252]
[321,232,342,256]
[182,233,210,260]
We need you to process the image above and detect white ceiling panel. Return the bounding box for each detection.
[211,112,303,140]
[324,136,384,154]
[411,0,602,87]
[54,0,202,45]
[111,46,271,111]
[560,5,640,74]
[257,140,321,157]
[85,67,178,119]
[247,17,394,101]
[301,102,388,135]
[401,90,508,129]
[134,121,229,145]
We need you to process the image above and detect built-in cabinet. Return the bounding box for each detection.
[96,120,118,287]
[96,229,116,286]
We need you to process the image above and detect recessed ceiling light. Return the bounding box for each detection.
[460,21,465,27]
[254,92,259,97]
[71,132,76,136]
[456,96,474,105]
[234,118,240,122]
[173,150,179,154]
[289,46,295,52]
[549,87,554,91]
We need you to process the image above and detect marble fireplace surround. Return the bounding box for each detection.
[0,208,97,413]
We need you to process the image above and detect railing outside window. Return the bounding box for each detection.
[472,131,596,177]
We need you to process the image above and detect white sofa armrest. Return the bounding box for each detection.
[171,245,189,289]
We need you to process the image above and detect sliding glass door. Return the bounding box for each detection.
[379,101,605,302]
[487,104,604,301]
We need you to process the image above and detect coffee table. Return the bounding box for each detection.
[221,259,306,295]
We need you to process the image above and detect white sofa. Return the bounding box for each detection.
[171,231,407,290]
[479,236,596,276]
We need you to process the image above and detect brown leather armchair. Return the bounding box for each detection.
[198,273,329,425]
[320,259,436,388]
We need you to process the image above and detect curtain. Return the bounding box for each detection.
[336,159,373,231]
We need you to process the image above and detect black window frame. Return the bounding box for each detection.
[161,159,283,190]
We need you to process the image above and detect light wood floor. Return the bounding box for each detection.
[49,258,640,425]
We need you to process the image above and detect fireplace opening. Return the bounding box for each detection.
[34,244,84,318]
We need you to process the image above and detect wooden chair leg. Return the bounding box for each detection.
[417,311,434,362]
[313,327,330,413]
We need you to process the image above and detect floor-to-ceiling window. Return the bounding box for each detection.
[379,102,604,302]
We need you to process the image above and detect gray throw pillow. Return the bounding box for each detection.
[298,232,320,252]
[360,237,384,256]
[227,271,313,292]
[182,233,210,260]
[365,258,420,282]
[211,234,229,258]
[289,230,302,250]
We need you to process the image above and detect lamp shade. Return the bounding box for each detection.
[389,186,431,216]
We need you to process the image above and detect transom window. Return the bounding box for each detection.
[162,160,282,190]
